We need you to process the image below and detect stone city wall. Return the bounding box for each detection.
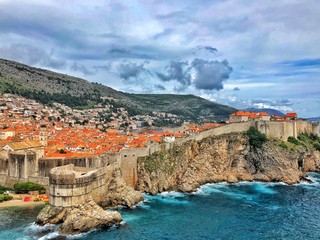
[49,164,110,207]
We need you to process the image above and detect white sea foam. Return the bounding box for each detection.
[160,191,186,198]
[67,230,94,239]
[121,213,141,223]
[27,223,57,232]
[192,184,224,196]
[252,183,278,194]
[38,232,60,240]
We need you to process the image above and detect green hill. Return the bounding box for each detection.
[0,58,236,123]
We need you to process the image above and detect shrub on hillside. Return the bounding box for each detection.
[0,194,13,202]
[0,185,10,194]
[245,126,267,148]
[310,133,320,142]
[13,182,45,194]
[314,143,320,151]
[288,136,300,145]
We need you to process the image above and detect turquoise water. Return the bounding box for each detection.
[1,173,320,239]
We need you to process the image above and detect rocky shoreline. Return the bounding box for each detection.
[136,133,320,194]
[36,196,122,235]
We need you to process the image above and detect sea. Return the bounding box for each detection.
[1,172,320,240]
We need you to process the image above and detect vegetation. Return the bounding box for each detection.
[314,142,320,151]
[0,185,10,194]
[286,133,320,151]
[245,126,267,148]
[13,182,46,194]
[0,194,13,202]
[287,136,300,145]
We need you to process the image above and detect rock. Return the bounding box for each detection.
[36,204,66,225]
[36,197,122,235]
[227,175,238,183]
[137,133,320,193]
[60,198,122,235]
[102,168,143,208]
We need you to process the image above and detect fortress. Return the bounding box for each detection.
[0,119,319,207]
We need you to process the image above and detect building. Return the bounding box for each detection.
[286,112,298,121]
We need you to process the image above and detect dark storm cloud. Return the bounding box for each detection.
[191,59,233,90]
[118,62,150,80]
[156,60,191,86]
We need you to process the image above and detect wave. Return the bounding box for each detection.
[143,191,190,205]
[252,183,278,194]
[193,181,279,196]
[304,172,320,184]
[38,232,60,240]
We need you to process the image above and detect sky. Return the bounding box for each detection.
[0,0,319,117]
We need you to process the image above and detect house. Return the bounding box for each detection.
[286,112,297,121]
[257,112,271,121]
[229,111,251,123]
[0,129,15,140]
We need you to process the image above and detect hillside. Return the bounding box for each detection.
[0,58,236,123]
[244,108,285,116]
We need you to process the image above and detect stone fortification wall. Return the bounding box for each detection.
[38,154,111,177]
[194,122,253,142]
[119,147,149,188]
[0,152,8,175]
[256,121,295,141]
[255,120,318,141]
[49,164,108,207]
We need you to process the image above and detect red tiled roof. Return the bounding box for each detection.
[286,112,297,118]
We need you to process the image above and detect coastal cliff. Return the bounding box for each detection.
[136,133,320,194]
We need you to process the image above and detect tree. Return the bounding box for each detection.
[245,126,267,148]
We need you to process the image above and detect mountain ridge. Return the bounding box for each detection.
[0,58,237,123]
[244,108,285,116]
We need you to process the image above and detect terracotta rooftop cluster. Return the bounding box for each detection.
[230,111,297,121]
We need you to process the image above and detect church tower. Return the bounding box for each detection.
[39,124,48,146]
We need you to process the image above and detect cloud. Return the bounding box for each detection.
[0,44,66,69]
[156,60,191,87]
[154,84,166,91]
[156,58,233,91]
[197,46,218,54]
[117,62,150,80]
[107,47,156,60]
[280,58,320,68]
[191,59,233,90]
[252,99,293,107]
[153,28,174,40]
[71,62,96,75]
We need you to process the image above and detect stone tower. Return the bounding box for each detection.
[39,124,48,146]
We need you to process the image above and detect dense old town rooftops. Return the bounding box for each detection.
[0,94,305,158]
